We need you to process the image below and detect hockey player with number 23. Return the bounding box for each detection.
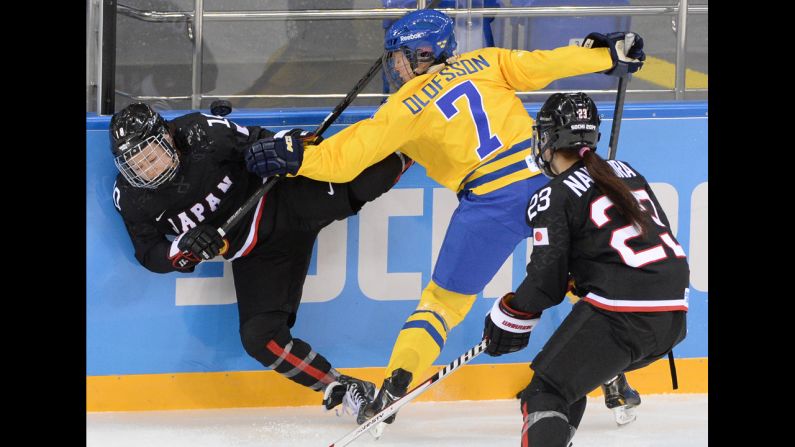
[482,92,689,446]
[244,9,648,426]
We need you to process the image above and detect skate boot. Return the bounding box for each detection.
[357,368,413,425]
[602,373,641,426]
[322,375,376,418]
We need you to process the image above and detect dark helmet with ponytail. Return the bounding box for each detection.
[533,92,601,178]
[534,92,654,237]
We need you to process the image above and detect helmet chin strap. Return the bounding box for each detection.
[549,151,562,176]
[538,147,558,178]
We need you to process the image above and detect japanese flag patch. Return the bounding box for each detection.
[532,228,549,246]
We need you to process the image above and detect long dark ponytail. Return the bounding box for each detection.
[579,149,653,237]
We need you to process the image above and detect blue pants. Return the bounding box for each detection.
[431,174,549,295]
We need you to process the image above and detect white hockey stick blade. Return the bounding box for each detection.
[328,339,489,447]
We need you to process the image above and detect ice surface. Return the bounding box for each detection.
[87,394,707,447]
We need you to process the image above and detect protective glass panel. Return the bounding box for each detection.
[98,0,707,112]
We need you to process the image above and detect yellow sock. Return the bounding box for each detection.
[384,281,477,382]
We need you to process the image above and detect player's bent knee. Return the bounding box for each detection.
[520,375,575,446]
[239,312,291,361]
[520,375,569,414]
[417,281,477,329]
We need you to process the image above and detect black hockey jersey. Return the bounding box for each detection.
[512,159,690,314]
[112,112,273,273]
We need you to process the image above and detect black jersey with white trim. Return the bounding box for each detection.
[512,159,690,314]
[112,112,273,273]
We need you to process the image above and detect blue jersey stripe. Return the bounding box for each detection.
[463,158,530,191]
[458,137,534,190]
[411,310,449,333]
[487,137,534,164]
[401,321,445,351]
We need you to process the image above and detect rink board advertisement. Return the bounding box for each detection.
[87,102,707,409]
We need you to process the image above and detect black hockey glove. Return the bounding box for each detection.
[169,224,225,270]
[582,32,645,77]
[483,293,542,356]
[245,128,313,178]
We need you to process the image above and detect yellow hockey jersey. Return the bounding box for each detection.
[296,46,613,193]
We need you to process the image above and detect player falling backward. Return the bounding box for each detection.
[109,103,412,421]
[244,9,648,428]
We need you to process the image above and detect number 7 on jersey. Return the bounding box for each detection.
[435,80,503,160]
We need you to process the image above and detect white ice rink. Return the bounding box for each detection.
[87,394,707,446]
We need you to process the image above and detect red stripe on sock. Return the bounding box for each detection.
[266,340,333,384]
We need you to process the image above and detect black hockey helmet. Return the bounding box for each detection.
[109,102,179,188]
[532,93,601,177]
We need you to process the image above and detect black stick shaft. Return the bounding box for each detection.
[312,58,384,140]
[314,0,443,139]
[219,0,444,242]
[607,75,629,160]
[218,177,277,237]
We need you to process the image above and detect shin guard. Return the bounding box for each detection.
[384,281,476,379]
[242,319,339,391]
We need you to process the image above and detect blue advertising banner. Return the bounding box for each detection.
[87,102,707,376]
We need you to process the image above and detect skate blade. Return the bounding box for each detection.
[612,405,637,426]
[368,422,386,439]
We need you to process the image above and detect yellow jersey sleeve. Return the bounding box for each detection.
[295,99,411,183]
[498,46,613,91]
[294,46,614,188]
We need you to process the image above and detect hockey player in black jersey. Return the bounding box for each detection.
[109,102,412,419]
[482,93,688,447]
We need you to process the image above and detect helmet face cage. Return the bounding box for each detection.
[383,9,457,91]
[114,132,180,189]
[383,45,437,92]
[532,93,601,178]
[532,117,559,178]
[110,103,180,188]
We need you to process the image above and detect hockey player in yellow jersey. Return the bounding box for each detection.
[244,9,646,426]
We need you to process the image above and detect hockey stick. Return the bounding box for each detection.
[606,75,628,160]
[328,338,489,447]
[606,33,635,161]
[217,0,443,251]
[314,0,442,140]
[604,35,644,428]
